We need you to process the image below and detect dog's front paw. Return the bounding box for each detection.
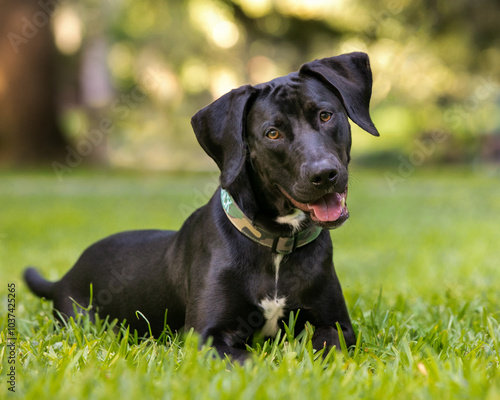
[312,325,355,351]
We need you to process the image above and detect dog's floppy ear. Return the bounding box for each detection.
[300,52,379,136]
[191,85,256,188]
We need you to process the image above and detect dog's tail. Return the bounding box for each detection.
[24,267,55,300]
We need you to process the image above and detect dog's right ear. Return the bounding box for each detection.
[191,85,255,188]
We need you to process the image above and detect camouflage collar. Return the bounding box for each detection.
[220,189,323,254]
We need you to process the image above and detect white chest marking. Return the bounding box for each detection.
[275,209,306,233]
[260,297,286,337]
[273,253,283,289]
[259,253,287,337]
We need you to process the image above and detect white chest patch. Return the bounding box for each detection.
[260,296,287,337]
[273,253,283,287]
[259,253,287,337]
[275,209,306,233]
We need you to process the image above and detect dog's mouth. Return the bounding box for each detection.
[279,187,349,229]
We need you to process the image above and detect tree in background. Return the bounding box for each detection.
[0,0,499,168]
[0,0,68,165]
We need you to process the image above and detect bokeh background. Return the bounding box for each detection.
[1,0,500,172]
[1,4,500,396]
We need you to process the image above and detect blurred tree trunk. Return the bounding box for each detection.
[0,0,68,166]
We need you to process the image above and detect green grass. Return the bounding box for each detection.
[1,166,499,399]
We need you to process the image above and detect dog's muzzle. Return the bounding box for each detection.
[279,187,349,228]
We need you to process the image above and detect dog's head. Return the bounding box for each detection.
[191,52,379,229]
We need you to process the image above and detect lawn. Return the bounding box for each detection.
[1,166,499,399]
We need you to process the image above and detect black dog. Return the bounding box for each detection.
[24,52,379,362]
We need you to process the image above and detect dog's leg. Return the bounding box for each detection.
[204,330,251,363]
[311,324,355,351]
[188,291,259,363]
[307,270,356,352]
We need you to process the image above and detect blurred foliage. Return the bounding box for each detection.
[52,0,500,170]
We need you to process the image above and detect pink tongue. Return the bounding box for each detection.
[306,193,343,222]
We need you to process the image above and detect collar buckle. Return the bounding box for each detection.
[271,235,298,255]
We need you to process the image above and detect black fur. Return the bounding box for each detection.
[24,52,379,362]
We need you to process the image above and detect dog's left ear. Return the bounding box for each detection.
[300,52,379,136]
[191,85,256,188]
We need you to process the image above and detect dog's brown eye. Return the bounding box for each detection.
[266,129,282,140]
[320,112,332,122]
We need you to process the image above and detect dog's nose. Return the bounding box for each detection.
[307,162,338,188]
